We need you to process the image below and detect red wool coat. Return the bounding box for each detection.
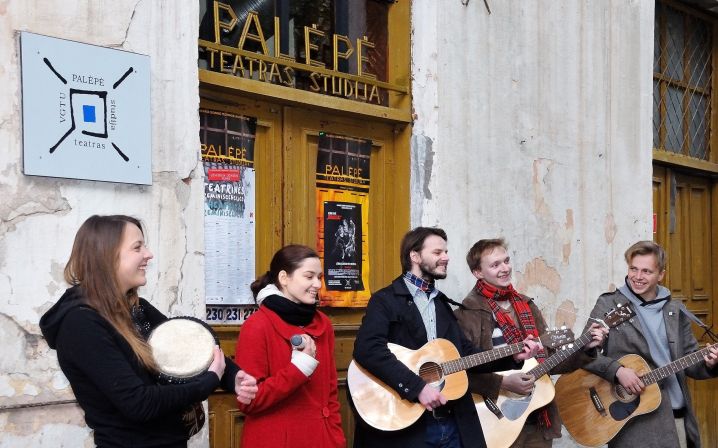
[235,305,346,448]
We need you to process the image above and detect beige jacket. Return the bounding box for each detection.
[454,286,596,440]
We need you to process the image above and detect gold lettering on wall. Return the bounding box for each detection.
[238,11,269,55]
[273,17,293,62]
[357,37,376,80]
[304,25,326,68]
[199,1,406,106]
[333,34,354,71]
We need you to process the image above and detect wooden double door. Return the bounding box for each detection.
[652,165,718,446]
[199,92,409,447]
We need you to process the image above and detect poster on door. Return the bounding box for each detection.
[200,109,257,316]
[316,133,371,307]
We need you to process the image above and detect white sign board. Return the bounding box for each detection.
[21,32,152,185]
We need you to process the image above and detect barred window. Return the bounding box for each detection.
[653,2,712,160]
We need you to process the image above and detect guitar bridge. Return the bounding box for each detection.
[484,396,504,419]
[589,387,607,416]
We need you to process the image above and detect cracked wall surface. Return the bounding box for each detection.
[411,4,654,434]
[0,1,207,446]
[1,0,657,446]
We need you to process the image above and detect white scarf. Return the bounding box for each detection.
[255,283,286,305]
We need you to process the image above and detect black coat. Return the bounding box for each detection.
[352,276,516,448]
[40,286,239,447]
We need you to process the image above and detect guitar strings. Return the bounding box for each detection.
[418,363,442,382]
[416,302,632,382]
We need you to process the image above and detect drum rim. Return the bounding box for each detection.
[149,316,219,383]
[151,316,219,345]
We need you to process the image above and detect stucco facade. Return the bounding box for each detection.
[0,1,206,446]
[411,3,654,443]
[1,0,655,447]
[411,0,654,334]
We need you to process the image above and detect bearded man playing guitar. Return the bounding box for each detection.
[352,227,539,448]
[581,241,718,448]
[454,238,608,448]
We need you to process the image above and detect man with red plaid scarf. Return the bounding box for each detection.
[455,238,607,448]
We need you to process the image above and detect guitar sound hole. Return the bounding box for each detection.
[613,385,635,403]
[418,362,442,384]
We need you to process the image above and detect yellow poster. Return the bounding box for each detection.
[316,133,371,307]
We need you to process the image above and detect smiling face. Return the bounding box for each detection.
[627,253,665,300]
[116,222,153,294]
[473,246,512,288]
[278,257,323,305]
[410,234,449,281]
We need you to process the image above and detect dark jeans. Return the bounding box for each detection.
[424,413,463,448]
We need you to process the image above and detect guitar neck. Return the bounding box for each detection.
[441,342,524,375]
[528,331,593,378]
[641,344,715,386]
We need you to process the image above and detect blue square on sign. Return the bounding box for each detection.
[82,105,96,123]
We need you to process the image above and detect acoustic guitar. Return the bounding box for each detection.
[474,304,635,448]
[347,329,572,431]
[555,343,718,447]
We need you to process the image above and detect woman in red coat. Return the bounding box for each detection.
[235,245,346,448]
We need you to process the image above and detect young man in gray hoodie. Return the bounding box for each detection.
[583,241,718,448]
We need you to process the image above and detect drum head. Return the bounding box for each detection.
[148,316,218,383]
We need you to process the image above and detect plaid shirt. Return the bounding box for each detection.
[403,272,438,340]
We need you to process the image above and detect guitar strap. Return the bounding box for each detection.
[679,306,718,342]
[680,306,706,327]
[439,295,466,309]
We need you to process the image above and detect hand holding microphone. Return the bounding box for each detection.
[291,334,316,358]
[290,334,305,350]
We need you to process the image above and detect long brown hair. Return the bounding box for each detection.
[64,215,157,371]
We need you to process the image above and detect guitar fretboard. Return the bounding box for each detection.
[528,331,593,378]
[641,344,716,385]
[440,342,524,375]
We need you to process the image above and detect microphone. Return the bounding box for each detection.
[290,334,305,350]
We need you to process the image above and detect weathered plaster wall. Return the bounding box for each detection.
[411,0,654,394]
[0,1,208,446]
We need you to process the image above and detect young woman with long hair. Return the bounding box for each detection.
[235,244,346,448]
[40,215,257,447]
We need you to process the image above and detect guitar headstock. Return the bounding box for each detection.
[593,303,636,329]
[539,327,575,349]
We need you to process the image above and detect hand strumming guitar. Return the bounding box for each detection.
[501,372,536,395]
[418,384,447,411]
[615,366,645,395]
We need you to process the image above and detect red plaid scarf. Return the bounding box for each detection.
[476,279,551,428]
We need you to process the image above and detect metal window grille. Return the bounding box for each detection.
[653,2,712,160]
